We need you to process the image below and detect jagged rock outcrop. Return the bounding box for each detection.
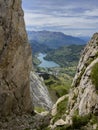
[0,0,33,117]
[69,33,98,116]
[30,71,53,110]
[51,33,98,130]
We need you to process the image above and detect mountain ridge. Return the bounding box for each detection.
[28,30,86,49]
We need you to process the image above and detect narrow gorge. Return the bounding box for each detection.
[0,0,98,130]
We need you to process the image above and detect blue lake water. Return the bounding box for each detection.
[38,53,59,68]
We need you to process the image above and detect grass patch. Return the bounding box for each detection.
[69,114,98,130]
[53,114,98,130]
[53,97,68,123]
[91,62,98,90]
[43,127,51,130]
[34,106,46,113]
[72,114,91,129]
[53,126,67,130]
[44,74,72,102]
[90,115,98,124]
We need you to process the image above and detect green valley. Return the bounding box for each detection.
[39,68,73,102]
[29,31,86,102]
[45,44,85,68]
[31,44,85,102]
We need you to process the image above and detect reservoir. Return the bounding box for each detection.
[38,53,59,68]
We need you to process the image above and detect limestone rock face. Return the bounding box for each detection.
[69,33,98,116]
[0,0,32,117]
[30,71,53,110]
[51,33,98,129]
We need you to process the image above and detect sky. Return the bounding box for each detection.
[22,0,98,37]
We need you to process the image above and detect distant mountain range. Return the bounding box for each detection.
[28,30,86,49]
[79,36,90,42]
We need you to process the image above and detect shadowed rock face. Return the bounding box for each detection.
[0,0,33,116]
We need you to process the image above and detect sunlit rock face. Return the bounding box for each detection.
[30,72,53,110]
[0,0,33,117]
[65,33,98,127]
[69,33,98,116]
[50,33,98,129]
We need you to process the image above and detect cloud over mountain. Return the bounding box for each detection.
[22,0,98,36]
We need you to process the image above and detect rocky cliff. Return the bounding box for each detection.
[0,1,53,129]
[0,0,33,117]
[51,33,98,130]
[30,71,53,110]
[69,33,98,116]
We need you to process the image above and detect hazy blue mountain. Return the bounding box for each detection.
[79,36,90,42]
[28,30,86,49]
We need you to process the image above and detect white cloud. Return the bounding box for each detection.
[84,9,98,16]
[24,9,98,28]
[22,0,98,36]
